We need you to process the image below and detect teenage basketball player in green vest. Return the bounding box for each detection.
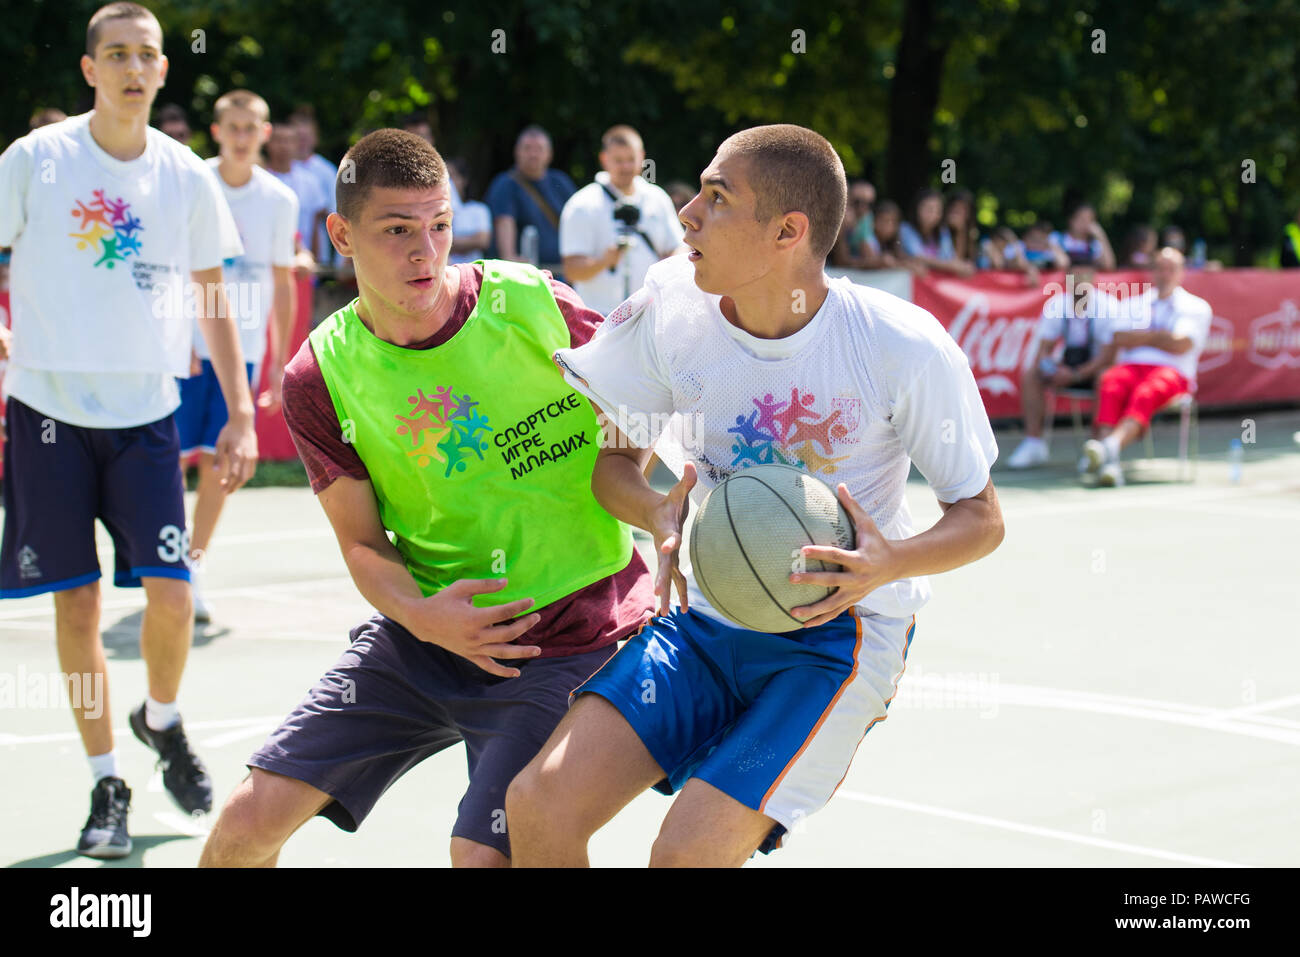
[199,129,653,868]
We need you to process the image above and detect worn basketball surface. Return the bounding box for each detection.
[688,463,857,632]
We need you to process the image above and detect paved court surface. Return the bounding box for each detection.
[2,409,1297,867]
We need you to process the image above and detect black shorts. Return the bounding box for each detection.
[248,613,616,858]
[1,397,189,598]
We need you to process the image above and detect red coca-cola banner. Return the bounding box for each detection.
[912,270,1300,419]
[253,273,314,461]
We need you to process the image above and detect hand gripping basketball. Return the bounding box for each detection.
[789,483,899,628]
[650,462,697,617]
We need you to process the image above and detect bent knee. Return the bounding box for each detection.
[649,834,745,869]
[206,772,321,862]
[143,578,193,621]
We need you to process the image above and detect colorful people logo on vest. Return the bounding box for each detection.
[395,386,494,478]
[727,386,856,476]
[69,189,144,269]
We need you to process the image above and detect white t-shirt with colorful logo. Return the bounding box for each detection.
[554,255,998,621]
[196,160,298,364]
[0,112,242,427]
[1114,287,1213,384]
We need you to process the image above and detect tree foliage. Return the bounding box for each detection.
[2,0,1295,263]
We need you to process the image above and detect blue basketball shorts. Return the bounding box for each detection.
[573,606,916,854]
[175,359,257,455]
[1,396,190,597]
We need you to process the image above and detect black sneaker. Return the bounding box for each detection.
[77,776,132,859]
[129,703,213,815]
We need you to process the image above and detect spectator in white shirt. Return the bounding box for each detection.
[1082,248,1212,486]
[446,156,492,265]
[559,125,685,314]
[1006,265,1118,469]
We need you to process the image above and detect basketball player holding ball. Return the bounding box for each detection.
[507,125,1005,867]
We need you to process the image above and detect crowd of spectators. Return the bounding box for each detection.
[829,179,1232,279]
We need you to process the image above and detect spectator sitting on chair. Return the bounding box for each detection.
[1006,265,1118,469]
[1121,223,1157,268]
[1020,220,1070,271]
[1082,248,1211,487]
[944,189,978,265]
[900,188,974,276]
[859,199,914,272]
[830,180,875,267]
[1051,202,1116,270]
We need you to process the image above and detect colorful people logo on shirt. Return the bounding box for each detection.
[69,189,144,270]
[727,386,854,476]
[395,386,494,478]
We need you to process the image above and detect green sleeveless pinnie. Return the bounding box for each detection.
[309,260,632,610]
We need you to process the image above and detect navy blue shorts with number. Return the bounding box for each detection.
[0,397,190,598]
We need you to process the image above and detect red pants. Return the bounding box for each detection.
[1096,363,1189,428]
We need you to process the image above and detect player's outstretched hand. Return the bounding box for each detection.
[0,324,11,361]
[649,462,697,617]
[212,416,259,493]
[789,483,899,628]
[410,578,542,678]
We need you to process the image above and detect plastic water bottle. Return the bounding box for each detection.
[1192,239,1207,268]
[520,225,540,265]
[1228,438,1243,484]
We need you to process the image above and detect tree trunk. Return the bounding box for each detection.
[886,0,951,212]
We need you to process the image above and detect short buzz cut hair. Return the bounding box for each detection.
[213,90,270,124]
[336,128,447,222]
[600,125,643,152]
[718,124,847,262]
[86,2,161,57]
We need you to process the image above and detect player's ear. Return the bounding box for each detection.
[158,53,169,86]
[258,122,272,145]
[80,53,96,89]
[775,211,810,250]
[326,212,351,256]
[210,122,221,144]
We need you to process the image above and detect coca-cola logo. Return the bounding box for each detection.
[1247,300,1300,369]
[945,292,1039,391]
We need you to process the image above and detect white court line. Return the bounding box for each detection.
[835,790,1246,868]
[1214,693,1300,718]
[893,678,1300,743]
[1158,502,1300,522]
[0,714,289,746]
[153,810,210,838]
[200,721,279,748]
[1001,480,1298,519]
[0,576,354,622]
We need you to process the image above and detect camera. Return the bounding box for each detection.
[612,200,641,228]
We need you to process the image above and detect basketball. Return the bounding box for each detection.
[688,464,857,633]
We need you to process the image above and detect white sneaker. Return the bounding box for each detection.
[1081,439,1107,475]
[191,568,213,624]
[1006,437,1049,469]
[1077,454,1091,475]
[1098,462,1126,487]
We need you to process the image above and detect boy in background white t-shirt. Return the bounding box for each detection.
[0,2,254,859]
[176,89,298,622]
[507,125,1005,866]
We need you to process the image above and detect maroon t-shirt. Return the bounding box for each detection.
[282,263,654,657]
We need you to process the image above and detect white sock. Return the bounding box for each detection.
[145,696,180,731]
[1102,434,1121,461]
[88,750,119,784]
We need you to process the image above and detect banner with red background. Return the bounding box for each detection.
[911,270,1300,419]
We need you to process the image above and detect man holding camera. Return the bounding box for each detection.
[1005,265,1119,470]
[559,126,685,315]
